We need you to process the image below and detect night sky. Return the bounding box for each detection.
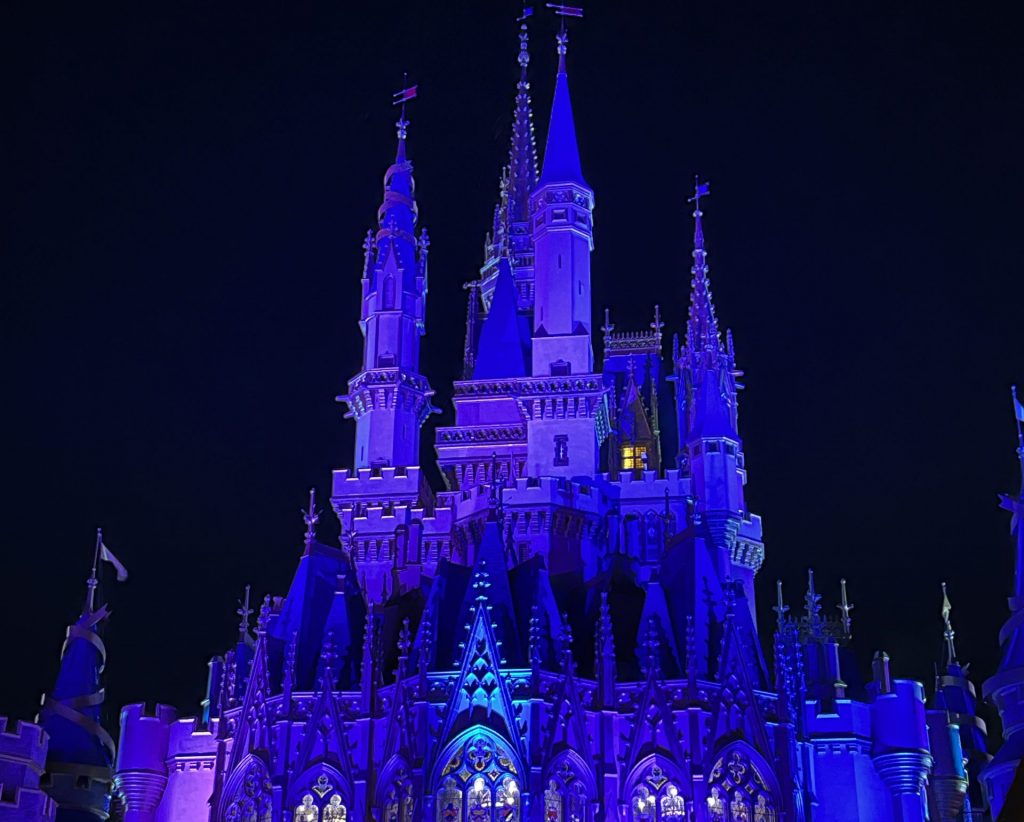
[2,1,1022,734]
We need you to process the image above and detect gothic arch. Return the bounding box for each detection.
[218,753,273,822]
[377,755,416,822]
[543,749,598,822]
[623,755,688,822]
[703,742,781,822]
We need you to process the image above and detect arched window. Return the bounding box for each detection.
[382,773,415,822]
[436,734,521,822]
[706,749,776,822]
[495,775,520,822]
[224,761,272,822]
[295,795,318,822]
[629,765,686,822]
[544,780,563,822]
[437,777,463,822]
[468,776,492,822]
[292,774,347,822]
[544,759,591,822]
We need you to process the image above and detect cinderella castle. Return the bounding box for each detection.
[3,9,1024,822]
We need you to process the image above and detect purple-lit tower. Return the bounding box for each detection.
[75,10,1024,822]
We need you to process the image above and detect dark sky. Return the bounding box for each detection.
[2,0,1021,731]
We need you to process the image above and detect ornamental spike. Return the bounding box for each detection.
[941,582,958,666]
[773,580,790,630]
[236,585,254,644]
[302,487,320,550]
[837,578,854,638]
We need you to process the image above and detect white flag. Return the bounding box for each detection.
[100,543,129,582]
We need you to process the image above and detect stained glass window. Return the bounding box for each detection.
[437,777,462,822]
[294,795,319,822]
[629,766,687,822]
[225,762,273,822]
[707,749,776,822]
[544,780,563,822]
[495,776,520,822]
[436,734,521,822]
[292,774,346,822]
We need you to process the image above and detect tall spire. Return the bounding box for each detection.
[941,582,958,666]
[508,14,539,224]
[341,81,436,469]
[538,22,587,187]
[686,179,722,359]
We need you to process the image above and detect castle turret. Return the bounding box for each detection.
[341,97,436,469]
[673,184,763,616]
[531,27,593,377]
[929,583,990,819]
[524,23,607,478]
[37,534,120,821]
[980,386,1024,817]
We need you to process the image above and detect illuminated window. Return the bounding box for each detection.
[621,445,648,471]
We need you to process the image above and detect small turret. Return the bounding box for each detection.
[37,533,121,822]
[340,87,437,469]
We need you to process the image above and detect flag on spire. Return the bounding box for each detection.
[392,85,418,106]
[1013,385,1024,423]
[99,541,129,582]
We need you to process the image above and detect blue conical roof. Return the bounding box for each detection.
[539,55,587,188]
[474,259,529,379]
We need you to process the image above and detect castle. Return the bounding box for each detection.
[3,11,1024,822]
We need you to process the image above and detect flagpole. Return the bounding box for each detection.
[86,527,102,613]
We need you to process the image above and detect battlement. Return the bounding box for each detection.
[332,465,428,508]
[0,719,48,769]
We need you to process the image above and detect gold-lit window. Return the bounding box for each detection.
[621,445,648,471]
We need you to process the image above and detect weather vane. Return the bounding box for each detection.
[392,72,418,140]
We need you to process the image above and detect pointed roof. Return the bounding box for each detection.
[38,605,115,772]
[474,259,530,379]
[686,185,723,360]
[538,33,587,188]
[508,21,538,223]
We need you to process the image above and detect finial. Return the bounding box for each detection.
[837,578,854,638]
[651,305,664,339]
[558,613,575,673]
[85,527,102,613]
[303,487,321,549]
[723,578,737,619]
[397,617,412,660]
[318,631,338,690]
[236,585,254,643]
[941,582,958,665]
[518,6,532,71]
[546,4,582,66]
[529,605,543,668]
[773,580,790,629]
[472,559,492,603]
[641,617,660,679]
[601,307,614,342]
[282,631,298,694]
[392,75,418,142]
[804,569,822,635]
[257,594,272,636]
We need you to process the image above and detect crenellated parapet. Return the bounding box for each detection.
[0,718,56,822]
